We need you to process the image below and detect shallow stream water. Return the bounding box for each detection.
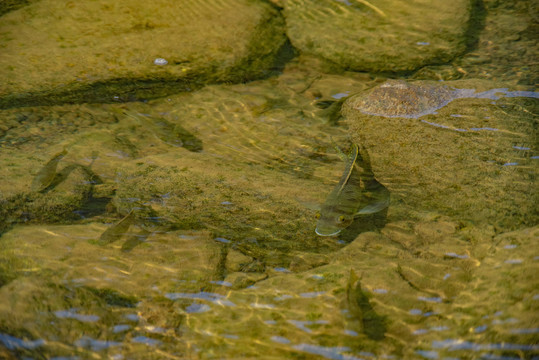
[0,1,538,360]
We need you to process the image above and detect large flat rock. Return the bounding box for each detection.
[0,0,286,108]
[342,79,538,230]
[283,0,471,72]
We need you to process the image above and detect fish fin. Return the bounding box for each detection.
[98,210,135,245]
[355,198,389,215]
[298,199,321,211]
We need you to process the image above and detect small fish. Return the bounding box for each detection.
[31,148,68,192]
[315,144,389,236]
[98,210,135,245]
[147,115,203,151]
[122,110,202,152]
[344,269,386,340]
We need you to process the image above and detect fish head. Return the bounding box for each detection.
[314,206,354,236]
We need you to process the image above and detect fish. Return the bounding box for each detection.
[121,109,203,152]
[315,143,389,236]
[344,269,386,340]
[151,118,203,152]
[98,209,135,245]
[31,147,68,192]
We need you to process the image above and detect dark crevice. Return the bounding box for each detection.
[0,0,34,17]
[0,78,201,110]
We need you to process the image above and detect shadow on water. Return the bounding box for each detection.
[266,38,297,76]
[76,195,111,219]
[338,206,389,243]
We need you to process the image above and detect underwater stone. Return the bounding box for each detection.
[342,79,538,230]
[0,0,286,108]
[282,0,471,72]
[348,80,455,118]
[346,79,538,119]
[110,160,340,267]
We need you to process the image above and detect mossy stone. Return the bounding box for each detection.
[283,0,471,72]
[342,79,538,230]
[0,0,287,108]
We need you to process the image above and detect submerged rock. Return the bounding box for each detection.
[283,0,471,72]
[342,79,538,229]
[348,80,455,118]
[347,79,539,118]
[0,276,141,358]
[0,75,536,359]
[109,159,340,267]
[0,0,287,108]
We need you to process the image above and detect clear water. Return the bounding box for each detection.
[0,1,538,360]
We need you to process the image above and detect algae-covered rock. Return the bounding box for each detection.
[0,74,359,242]
[110,159,340,267]
[0,0,287,108]
[0,224,225,296]
[342,79,538,229]
[1,218,535,359]
[0,276,140,358]
[168,219,537,359]
[455,0,539,87]
[282,0,471,72]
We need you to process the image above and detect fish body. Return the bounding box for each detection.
[31,148,68,192]
[98,210,135,245]
[315,144,389,236]
[344,269,386,340]
[122,110,202,152]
